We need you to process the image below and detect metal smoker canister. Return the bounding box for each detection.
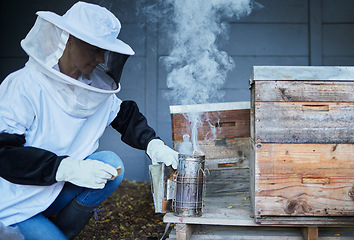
[173,153,206,217]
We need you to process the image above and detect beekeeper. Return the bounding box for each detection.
[0,2,178,239]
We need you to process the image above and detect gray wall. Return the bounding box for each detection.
[1,0,354,181]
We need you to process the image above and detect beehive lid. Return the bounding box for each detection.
[250,66,354,85]
[170,101,250,114]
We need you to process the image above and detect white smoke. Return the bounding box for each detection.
[138,0,259,154]
[162,0,254,105]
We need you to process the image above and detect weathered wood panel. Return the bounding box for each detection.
[171,109,250,142]
[175,224,192,240]
[250,67,354,224]
[167,225,354,240]
[173,138,250,170]
[253,81,354,102]
[251,66,354,82]
[206,169,250,197]
[249,137,256,221]
[300,227,318,240]
[164,166,354,227]
[253,102,354,143]
[255,217,354,225]
[168,225,305,240]
[252,143,354,217]
[164,194,256,227]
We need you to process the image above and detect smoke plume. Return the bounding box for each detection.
[138,0,258,154]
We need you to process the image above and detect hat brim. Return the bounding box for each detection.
[37,11,135,55]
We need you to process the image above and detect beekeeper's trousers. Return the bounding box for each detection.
[12,151,124,240]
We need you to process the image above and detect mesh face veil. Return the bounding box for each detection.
[99,51,130,86]
[21,17,120,118]
[19,2,134,118]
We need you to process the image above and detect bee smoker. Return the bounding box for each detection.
[173,153,207,217]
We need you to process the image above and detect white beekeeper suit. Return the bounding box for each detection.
[0,1,177,231]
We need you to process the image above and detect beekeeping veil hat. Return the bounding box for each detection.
[20,1,134,118]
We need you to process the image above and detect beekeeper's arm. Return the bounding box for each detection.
[0,78,117,188]
[111,100,178,169]
[0,132,66,185]
[0,132,117,188]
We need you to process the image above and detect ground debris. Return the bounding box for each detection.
[76,180,173,240]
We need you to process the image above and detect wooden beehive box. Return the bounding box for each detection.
[170,102,250,171]
[250,66,354,224]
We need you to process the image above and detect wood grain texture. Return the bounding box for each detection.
[164,168,354,226]
[171,109,250,142]
[173,138,250,170]
[206,169,250,197]
[253,81,354,102]
[253,102,354,143]
[300,227,318,240]
[168,225,306,240]
[252,143,354,217]
[175,224,193,240]
[167,226,354,240]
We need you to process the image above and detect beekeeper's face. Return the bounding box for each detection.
[67,36,106,75]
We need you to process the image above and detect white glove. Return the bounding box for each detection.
[146,139,178,169]
[56,157,118,189]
